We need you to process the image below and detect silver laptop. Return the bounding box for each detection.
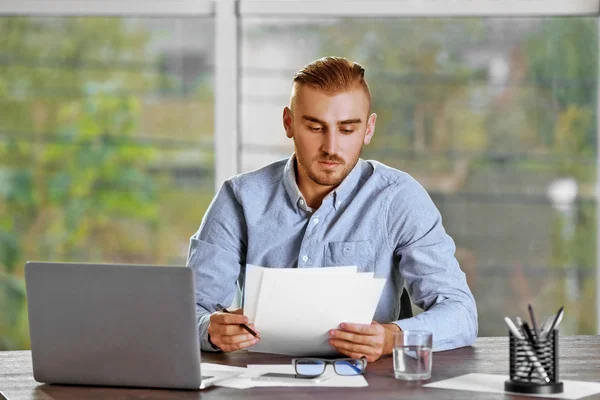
[24,261,240,390]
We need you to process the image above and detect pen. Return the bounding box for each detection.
[516,316,524,328]
[504,317,524,340]
[540,315,554,337]
[544,306,564,339]
[522,321,537,346]
[216,303,259,338]
[528,304,540,339]
[521,321,550,383]
[554,309,564,328]
[505,315,530,376]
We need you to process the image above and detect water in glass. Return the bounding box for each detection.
[393,345,432,380]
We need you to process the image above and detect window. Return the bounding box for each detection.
[241,16,598,336]
[1,1,598,350]
[0,16,215,349]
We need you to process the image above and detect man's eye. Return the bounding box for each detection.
[341,129,354,134]
[309,127,322,132]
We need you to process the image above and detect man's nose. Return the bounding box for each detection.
[321,131,338,155]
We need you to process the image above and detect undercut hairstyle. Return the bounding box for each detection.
[290,56,371,114]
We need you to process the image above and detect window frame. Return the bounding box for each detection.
[0,0,215,16]
[239,0,600,17]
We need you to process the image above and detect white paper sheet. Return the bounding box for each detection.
[243,265,358,323]
[200,363,251,388]
[243,264,265,323]
[201,362,247,373]
[423,373,600,399]
[215,364,368,389]
[250,267,385,356]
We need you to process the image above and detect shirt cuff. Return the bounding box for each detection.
[198,312,222,352]
[394,317,426,333]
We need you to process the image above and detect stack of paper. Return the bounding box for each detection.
[243,265,386,356]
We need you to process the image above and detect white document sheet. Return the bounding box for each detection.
[201,362,247,373]
[215,364,368,389]
[202,362,246,371]
[423,373,600,399]
[243,264,358,323]
[249,266,385,356]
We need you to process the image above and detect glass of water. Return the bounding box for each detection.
[393,330,433,380]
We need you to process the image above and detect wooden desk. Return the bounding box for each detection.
[1,336,599,400]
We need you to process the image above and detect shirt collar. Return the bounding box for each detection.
[282,154,365,211]
[282,155,306,212]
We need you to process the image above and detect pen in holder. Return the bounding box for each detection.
[505,329,563,394]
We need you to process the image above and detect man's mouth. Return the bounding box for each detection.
[318,158,342,164]
[318,161,340,167]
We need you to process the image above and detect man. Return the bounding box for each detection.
[187,56,477,362]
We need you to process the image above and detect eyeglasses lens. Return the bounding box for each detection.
[295,359,326,376]
[333,359,365,376]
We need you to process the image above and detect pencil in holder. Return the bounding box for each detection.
[505,329,563,394]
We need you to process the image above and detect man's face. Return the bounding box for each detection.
[283,84,376,187]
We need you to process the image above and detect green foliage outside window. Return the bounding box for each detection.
[0,17,215,350]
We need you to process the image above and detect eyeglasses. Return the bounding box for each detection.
[292,357,367,377]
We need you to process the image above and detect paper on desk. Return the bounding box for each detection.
[201,362,247,373]
[250,267,385,356]
[200,363,252,389]
[215,364,368,389]
[243,264,358,323]
[423,373,600,399]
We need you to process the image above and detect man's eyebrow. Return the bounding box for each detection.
[301,115,362,125]
[338,118,362,125]
[301,115,325,124]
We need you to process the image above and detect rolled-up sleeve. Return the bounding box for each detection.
[387,178,478,351]
[186,180,247,351]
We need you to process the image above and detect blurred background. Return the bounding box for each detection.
[0,1,598,349]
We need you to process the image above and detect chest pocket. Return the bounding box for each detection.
[324,240,374,272]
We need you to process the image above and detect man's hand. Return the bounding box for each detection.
[328,321,401,362]
[207,308,260,352]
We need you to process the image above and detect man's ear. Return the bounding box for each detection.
[283,107,293,138]
[364,113,377,145]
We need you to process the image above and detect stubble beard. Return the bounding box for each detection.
[295,142,361,187]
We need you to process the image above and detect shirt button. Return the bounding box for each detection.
[302,255,308,262]
[313,218,319,224]
[299,199,305,205]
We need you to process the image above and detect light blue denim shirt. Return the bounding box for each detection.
[187,155,478,352]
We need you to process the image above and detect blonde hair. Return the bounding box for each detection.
[290,56,371,113]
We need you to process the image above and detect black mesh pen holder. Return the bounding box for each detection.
[505,329,563,394]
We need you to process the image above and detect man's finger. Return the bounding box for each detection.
[220,324,252,336]
[332,341,382,363]
[329,339,377,357]
[219,333,258,345]
[213,312,248,325]
[220,337,260,352]
[339,322,380,335]
[330,329,380,346]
